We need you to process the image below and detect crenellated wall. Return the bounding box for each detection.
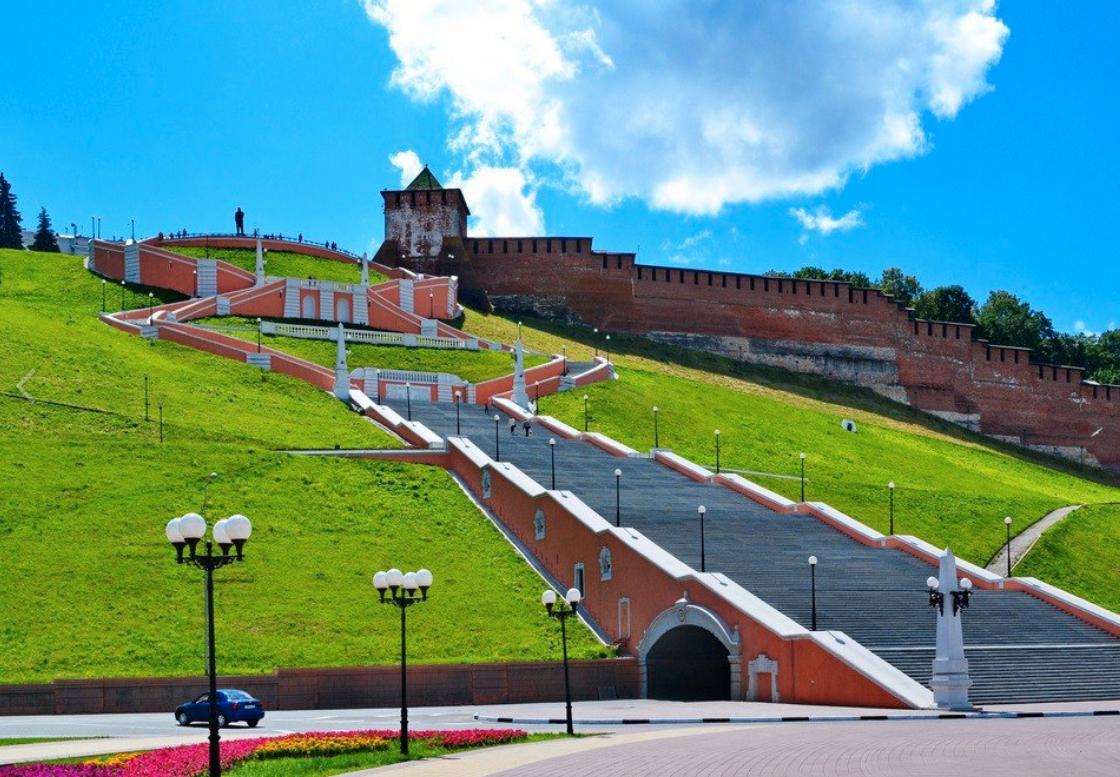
[382,230,1120,471]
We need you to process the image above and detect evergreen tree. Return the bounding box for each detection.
[0,173,23,249]
[30,207,60,253]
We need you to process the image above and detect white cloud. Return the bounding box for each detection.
[447,165,544,236]
[790,207,865,238]
[677,230,713,251]
[364,1,1008,216]
[388,149,422,187]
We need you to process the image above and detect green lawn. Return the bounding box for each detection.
[196,316,549,383]
[461,309,1120,568]
[0,249,605,683]
[161,246,385,285]
[1016,504,1120,611]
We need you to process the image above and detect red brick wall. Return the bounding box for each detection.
[429,245,1119,471]
[0,659,637,716]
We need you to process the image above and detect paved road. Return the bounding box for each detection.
[477,717,1120,777]
[987,504,1082,574]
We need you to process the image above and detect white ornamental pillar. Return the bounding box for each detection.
[360,252,370,288]
[333,322,350,400]
[255,239,265,286]
[930,548,973,710]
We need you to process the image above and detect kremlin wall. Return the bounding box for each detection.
[375,169,1119,473]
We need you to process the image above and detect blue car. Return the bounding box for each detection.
[175,689,265,728]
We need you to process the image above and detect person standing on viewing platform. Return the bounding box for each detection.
[234,207,245,236]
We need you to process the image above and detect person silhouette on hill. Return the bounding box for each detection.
[234,207,245,236]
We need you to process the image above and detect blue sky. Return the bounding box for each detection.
[3,1,1117,333]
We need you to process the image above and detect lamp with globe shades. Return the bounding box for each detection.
[541,587,582,735]
[164,511,253,777]
[373,567,434,756]
[927,574,973,615]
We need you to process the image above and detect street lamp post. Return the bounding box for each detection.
[562,345,568,376]
[541,587,582,736]
[454,391,462,435]
[165,512,253,777]
[698,505,707,572]
[652,406,660,449]
[101,279,106,312]
[130,218,135,241]
[1004,516,1013,577]
[405,382,412,421]
[593,327,599,356]
[799,452,806,501]
[373,568,433,756]
[927,575,972,616]
[582,394,589,432]
[148,292,154,320]
[493,414,501,461]
[549,438,556,489]
[614,468,622,526]
[808,555,818,630]
[605,333,611,363]
[256,318,262,353]
[715,429,721,474]
[119,280,125,309]
[888,482,896,534]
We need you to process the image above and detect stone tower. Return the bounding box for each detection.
[380,166,470,273]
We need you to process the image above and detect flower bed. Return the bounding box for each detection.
[0,729,529,777]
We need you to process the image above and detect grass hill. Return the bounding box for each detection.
[460,309,1120,571]
[1017,504,1120,612]
[0,249,605,683]
[161,245,383,285]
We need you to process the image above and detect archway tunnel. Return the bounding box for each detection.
[645,624,731,701]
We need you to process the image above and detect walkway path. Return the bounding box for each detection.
[346,717,1120,777]
[986,505,1081,574]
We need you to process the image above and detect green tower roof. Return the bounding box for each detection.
[405,165,443,191]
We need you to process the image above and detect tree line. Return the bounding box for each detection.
[0,172,60,252]
[766,265,1120,384]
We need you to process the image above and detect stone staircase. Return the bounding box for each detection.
[196,259,218,297]
[399,279,414,314]
[124,243,141,283]
[390,400,1120,705]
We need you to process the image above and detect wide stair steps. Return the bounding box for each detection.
[390,399,1120,705]
[124,243,141,283]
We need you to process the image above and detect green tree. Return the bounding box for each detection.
[879,267,923,307]
[0,173,23,249]
[29,207,60,253]
[1086,329,1120,383]
[792,266,829,279]
[912,285,976,324]
[975,290,1055,350]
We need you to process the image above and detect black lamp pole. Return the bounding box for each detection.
[542,590,581,736]
[888,482,895,534]
[582,395,589,432]
[256,318,262,353]
[493,414,501,461]
[614,469,622,526]
[1004,516,1013,577]
[120,280,125,309]
[148,292,154,319]
[454,392,462,435]
[549,438,556,489]
[405,383,412,421]
[101,279,106,312]
[698,505,707,572]
[799,452,806,501]
[373,570,432,756]
[167,514,251,777]
[809,555,818,630]
[653,407,660,449]
[715,430,721,474]
[562,346,568,376]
